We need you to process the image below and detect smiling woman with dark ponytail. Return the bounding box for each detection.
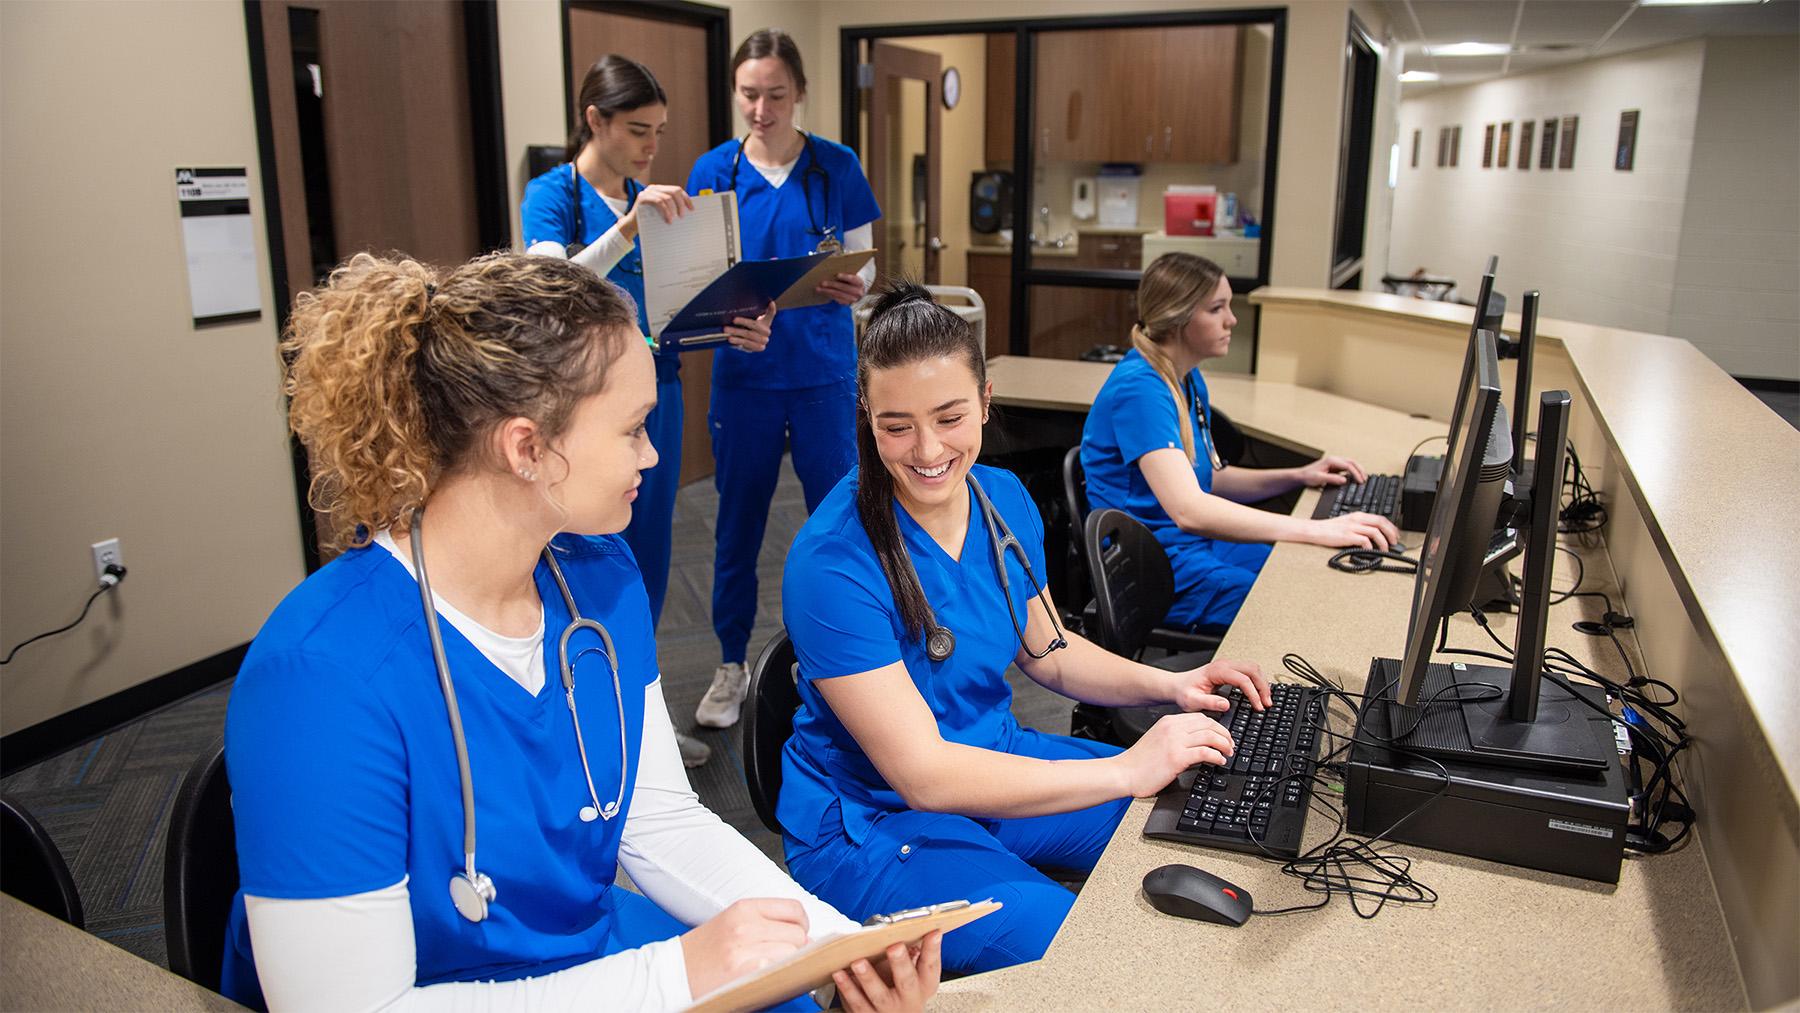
[778,283,1271,976]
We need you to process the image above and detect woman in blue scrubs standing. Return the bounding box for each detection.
[1081,253,1399,630]
[523,54,774,768]
[686,29,881,732]
[779,284,1271,976]
[222,252,936,1010]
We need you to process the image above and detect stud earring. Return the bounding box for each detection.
[518,467,536,481]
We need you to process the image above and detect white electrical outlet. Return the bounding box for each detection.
[91,538,123,583]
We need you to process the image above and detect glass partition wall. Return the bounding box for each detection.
[844,10,1284,370]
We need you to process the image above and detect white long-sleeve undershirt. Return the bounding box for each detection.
[244,553,858,1011]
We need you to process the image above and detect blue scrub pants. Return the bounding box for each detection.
[782,729,1128,975]
[709,380,857,663]
[621,371,684,629]
[1164,538,1273,630]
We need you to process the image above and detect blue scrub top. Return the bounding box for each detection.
[1081,349,1220,554]
[687,135,881,390]
[521,164,678,381]
[779,464,1048,847]
[221,534,657,1003]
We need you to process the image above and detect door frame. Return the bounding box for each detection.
[1330,12,1379,291]
[243,0,511,573]
[840,9,1287,360]
[561,0,732,147]
[866,41,943,284]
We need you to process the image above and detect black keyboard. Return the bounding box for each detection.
[1142,683,1325,859]
[1312,472,1401,522]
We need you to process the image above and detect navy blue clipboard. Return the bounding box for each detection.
[659,252,835,348]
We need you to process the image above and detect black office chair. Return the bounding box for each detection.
[0,793,84,928]
[1074,508,1227,747]
[164,738,239,993]
[744,630,802,839]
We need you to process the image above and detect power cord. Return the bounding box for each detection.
[1559,441,1607,535]
[1328,547,1417,575]
[1,564,128,665]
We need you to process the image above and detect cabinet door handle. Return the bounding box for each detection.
[1164,126,1173,156]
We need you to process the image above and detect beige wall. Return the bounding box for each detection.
[1391,42,1708,337]
[1671,35,1800,382]
[0,2,306,736]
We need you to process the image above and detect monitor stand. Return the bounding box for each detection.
[1372,658,1611,774]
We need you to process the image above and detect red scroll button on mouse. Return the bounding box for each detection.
[1222,888,1239,901]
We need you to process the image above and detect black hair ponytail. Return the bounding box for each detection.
[853,281,987,645]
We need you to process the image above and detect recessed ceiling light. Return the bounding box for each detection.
[1426,42,1513,57]
[1400,70,1441,82]
[1639,0,1766,5]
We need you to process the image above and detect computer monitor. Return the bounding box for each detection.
[1376,330,1609,774]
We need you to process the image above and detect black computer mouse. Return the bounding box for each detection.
[1141,863,1253,926]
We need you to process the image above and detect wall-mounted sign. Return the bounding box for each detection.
[1518,121,1535,171]
[1540,118,1559,170]
[1483,123,1495,168]
[175,167,261,327]
[1615,110,1639,171]
[1559,115,1580,170]
[1450,125,1461,167]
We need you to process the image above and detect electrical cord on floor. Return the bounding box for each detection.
[1,565,127,665]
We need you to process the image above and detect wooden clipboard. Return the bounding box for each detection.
[774,249,878,310]
[685,899,1000,1013]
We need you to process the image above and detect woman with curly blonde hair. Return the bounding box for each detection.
[222,252,937,1011]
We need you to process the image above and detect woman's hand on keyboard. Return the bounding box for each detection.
[1115,712,1236,796]
[1305,512,1401,551]
[1296,453,1366,487]
[1167,658,1272,712]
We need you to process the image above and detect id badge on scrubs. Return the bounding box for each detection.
[815,228,841,254]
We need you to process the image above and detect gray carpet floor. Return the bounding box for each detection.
[1,461,1073,969]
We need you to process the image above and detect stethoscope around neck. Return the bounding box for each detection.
[409,508,628,924]
[567,163,643,274]
[1183,373,1229,472]
[912,474,1069,664]
[723,131,839,252]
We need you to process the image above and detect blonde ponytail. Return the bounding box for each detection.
[1131,252,1228,467]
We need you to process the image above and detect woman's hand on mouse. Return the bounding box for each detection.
[832,931,942,1013]
[680,898,810,1000]
[1114,713,1235,797]
[1306,512,1401,552]
[1167,658,1272,713]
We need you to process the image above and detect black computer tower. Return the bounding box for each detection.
[1344,662,1629,884]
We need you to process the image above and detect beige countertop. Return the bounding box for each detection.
[957,357,1752,1009]
[0,894,245,1010]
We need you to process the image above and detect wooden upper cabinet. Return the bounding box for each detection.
[1032,25,1242,165]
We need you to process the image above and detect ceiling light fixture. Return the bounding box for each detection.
[1400,70,1441,82]
[1638,0,1766,6]
[1426,42,1513,57]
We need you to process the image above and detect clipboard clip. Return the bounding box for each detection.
[861,899,971,926]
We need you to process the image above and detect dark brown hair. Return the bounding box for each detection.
[281,252,638,549]
[566,54,668,162]
[729,28,807,95]
[855,282,987,643]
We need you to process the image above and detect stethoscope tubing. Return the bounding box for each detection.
[567,163,642,273]
[725,132,834,244]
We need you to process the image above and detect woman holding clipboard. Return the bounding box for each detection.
[523,57,775,769]
[686,29,881,733]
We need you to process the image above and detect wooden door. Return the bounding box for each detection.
[565,6,716,484]
[866,42,942,284]
[984,33,1015,165]
[255,0,487,304]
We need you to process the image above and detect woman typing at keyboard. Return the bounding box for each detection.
[777,283,1270,977]
[1081,253,1400,630]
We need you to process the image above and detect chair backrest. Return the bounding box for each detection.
[0,792,84,928]
[743,630,801,839]
[1084,508,1177,660]
[164,738,238,992]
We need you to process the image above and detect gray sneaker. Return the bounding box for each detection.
[695,662,749,728]
[676,731,711,768]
